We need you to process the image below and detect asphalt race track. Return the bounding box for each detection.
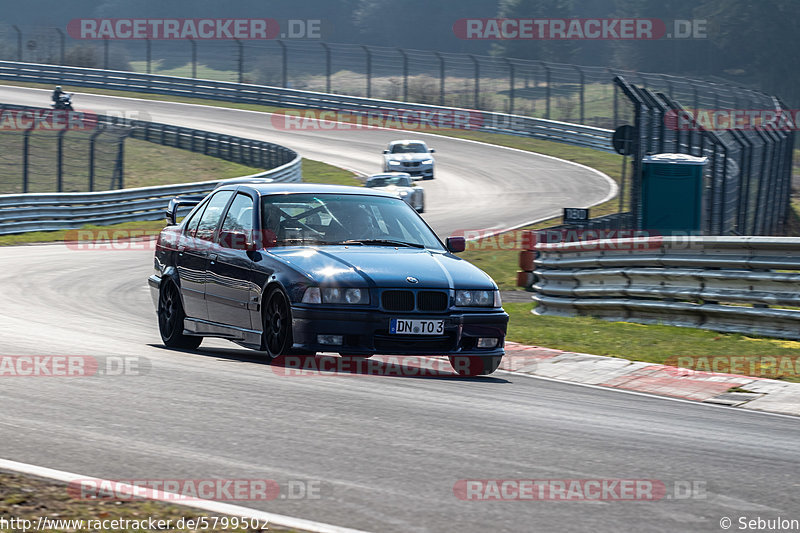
[0,87,798,532]
[0,85,616,237]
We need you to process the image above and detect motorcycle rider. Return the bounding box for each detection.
[52,86,64,105]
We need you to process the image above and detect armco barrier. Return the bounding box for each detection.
[528,236,800,340]
[0,105,301,235]
[0,61,614,152]
[0,160,300,235]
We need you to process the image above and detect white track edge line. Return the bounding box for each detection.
[0,458,373,533]
[497,370,800,420]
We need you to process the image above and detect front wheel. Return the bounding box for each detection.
[448,355,502,376]
[262,288,292,358]
[158,281,202,349]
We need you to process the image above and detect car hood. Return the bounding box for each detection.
[383,153,431,162]
[267,247,494,289]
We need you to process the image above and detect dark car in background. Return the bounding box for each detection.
[149,184,508,376]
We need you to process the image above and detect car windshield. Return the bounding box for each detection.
[390,143,428,154]
[366,176,412,187]
[261,193,442,249]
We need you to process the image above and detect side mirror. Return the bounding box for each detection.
[429,148,436,153]
[383,149,390,154]
[446,236,466,253]
[165,195,204,226]
[219,230,257,251]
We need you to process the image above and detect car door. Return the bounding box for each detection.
[205,192,257,329]
[177,189,234,321]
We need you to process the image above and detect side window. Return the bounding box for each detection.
[220,194,255,234]
[194,191,234,242]
[183,199,209,237]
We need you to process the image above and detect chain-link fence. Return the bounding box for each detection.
[0,112,129,194]
[614,76,794,236]
[0,25,778,129]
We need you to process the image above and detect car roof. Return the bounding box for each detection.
[215,182,397,198]
[387,139,428,145]
[367,172,411,178]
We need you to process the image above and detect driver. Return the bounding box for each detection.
[52,86,64,104]
[335,204,377,241]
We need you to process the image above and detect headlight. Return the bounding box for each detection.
[455,289,500,307]
[399,191,409,196]
[301,287,321,304]
[302,287,369,304]
[323,287,369,304]
[421,158,434,164]
[388,160,401,165]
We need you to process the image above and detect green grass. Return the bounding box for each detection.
[0,472,301,532]
[0,132,263,194]
[505,302,800,382]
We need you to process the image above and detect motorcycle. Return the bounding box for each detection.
[52,93,74,111]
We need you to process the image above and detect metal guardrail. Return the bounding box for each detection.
[528,236,800,340]
[0,61,614,152]
[0,160,299,235]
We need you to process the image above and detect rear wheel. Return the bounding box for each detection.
[263,288,292,358]
[158,281,202,349]
[448,355,502,376]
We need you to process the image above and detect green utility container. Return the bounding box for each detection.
[641,153,707,233]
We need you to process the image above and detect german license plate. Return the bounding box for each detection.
[389,318,444,335]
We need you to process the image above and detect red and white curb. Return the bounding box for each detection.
[499,343,800,416]
[0,458,372,533]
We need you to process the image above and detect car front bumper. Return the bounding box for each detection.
[291,306,508,356]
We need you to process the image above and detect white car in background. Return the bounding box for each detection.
[382,139,435,179]
[364,172,425,213]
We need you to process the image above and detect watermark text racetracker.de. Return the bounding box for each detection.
[453,18,708,40]
[0,356,150,377]
[67,18,324,40]
[665,355,800,379]
[69,478,324,502]
[0,109,98,132]
[453,479,707,501]
[270,108,483,132]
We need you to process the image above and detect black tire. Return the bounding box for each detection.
[262,288,292,358]
[158,281,202,350]
[448,355,502,377]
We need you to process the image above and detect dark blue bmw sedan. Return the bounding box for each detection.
[149,183,508,376]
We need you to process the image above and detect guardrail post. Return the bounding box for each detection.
[88,125,104,192]
[574,66,585,124]
[22,126,33,194]
[398,48,408,101]
[115,129,133,189]
[361,45,372,98]
[57,129,66,192]
[146,39,151,73]
[540,62,551,120]
[55,28,65,65]
[236,39,243,84]
[469,55,479,109]
[12,26,22,61]
[320,42,331,93]
[433,51,445,106]
[190,39,197,78]
[103,38,109,69]
[505,58,515,115]
[277,40,287,88]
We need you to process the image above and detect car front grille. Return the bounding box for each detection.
[382,290,415,311]
[381,290,449,312]
[403,161,421,167]
[417,291,448,311]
